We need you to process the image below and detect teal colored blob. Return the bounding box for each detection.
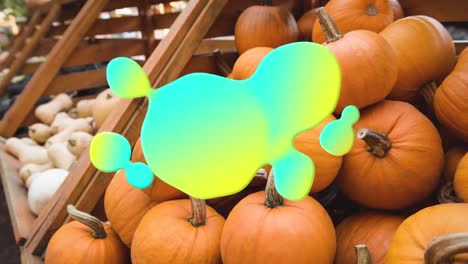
[125,162,154,189]
[320,105,360,156]
[89,132,131,173]
[106,57,153,98]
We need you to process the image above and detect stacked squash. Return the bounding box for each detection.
[45,0,468,263]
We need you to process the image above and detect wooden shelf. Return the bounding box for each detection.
[0,148,37,246]
[20,248,44,264]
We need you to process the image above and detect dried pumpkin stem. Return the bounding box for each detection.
[316,7,343,42]
[437,181,463,204]
[355,244,372,264]
[213,49,232,77]
[265,170,284,208]
[189,196,207,227]
[424,233,468,264]
[366,4,378,16]
[357,129,392,158]
[67,204,107,239]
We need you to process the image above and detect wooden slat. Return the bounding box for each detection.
[455,40,468,55]
[24,0,229,255]
[194,37,236,56]
[20,247,44,264]
[180,52,237,76]
[399,0,468,22]
[45,68,107,96]
[0,151,36,246]
[33,38,57,57]
[152,12,180,29]
[49,16,142,37]
[0,0,110,138]
[140,0,157,57]
[103,0,173,11]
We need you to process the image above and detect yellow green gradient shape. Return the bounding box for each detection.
[90,41,356,201]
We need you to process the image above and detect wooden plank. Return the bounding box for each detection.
[194,37,236,56]
[0,151,36,246]
[140,0,157,57]
[0,0,110,138]
[152,12,180,29]
[180,52,237,76]
[33,38,57,57]
[455,40,468,55]
[20,247,44,264]
[24,0,228,255]
[399,0,468,22]
[45,68,107,96]
[49,16,142,37]
[104,0,174,12]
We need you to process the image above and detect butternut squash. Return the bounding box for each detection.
[50,113,74,134]
[47,142,76,170]
[35,93,73,124]
[51,113,94,135]
[21,137,39,146]
[92,89,120,129]
[45,127,75,147]
[5,138,49,166]
[20,162,54,187]
[67,131,93,157]
[28,123,54,144]
[76,98,96,118]
[67,108,79,119]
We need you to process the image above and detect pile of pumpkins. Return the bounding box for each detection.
[3,88,120,216]
[44,0,468,263]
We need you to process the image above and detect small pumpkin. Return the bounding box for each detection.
[337,100,444,210]
[315,8,398,114]
[131,197,225,263]
[454,153,468,202]
[297,8,318,41]
[335,211,405,264]
[45,205,130,264]
[443,147,468,182]
[312,0,394,44]
[220,172,336,263]
[380,16,456,101]
[234,0,299,54]
[231,47,273,80]
[434,48,468,142]
[386,203,468,264]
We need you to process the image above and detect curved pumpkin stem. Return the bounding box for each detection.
[366,4,379,16]
[264,170,284,208]
[67,204,107,239]
[316,7,343,43]
[355,244,372,264]
[189,196,207,227]
[357,129,392,158]
[424,233,468,264]
[214,49,232,77]
[437,181,463,204]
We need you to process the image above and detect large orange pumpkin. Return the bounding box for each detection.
[297,8,318,41]
[380,16,456,101]
[434,48,468,142]
[231,47,273,80]
[454,153,468,202]
[334,212,405,264]
[386,203,468,264]
[312,0,394,44]
[234,0,299,54]
[131,198,225,263]
[45,205,130,264]
[294,115,342,193]
[315,8,398,114]
[443,147,468,182]
[220,173,336,263]
[337,100,444,210]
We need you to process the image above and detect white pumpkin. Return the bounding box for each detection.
[27,169,68,215]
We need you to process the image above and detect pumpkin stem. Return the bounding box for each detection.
[214,49,232,77]
[366,4,379,16]
[67,139,76,147]
[357,129,392,158]
[255,168,268,180]
[189,196,207,227]
[261,0,272,6]
[424,233,468,264]
[106,93,113,100]
[355,244,372,264]
[67,205,107,239]
[437,181,463,204]
[316,7,343,43]
[264,170,284,208]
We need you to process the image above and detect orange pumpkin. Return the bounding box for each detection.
[389,0,404,20]
[337,100,444,210]
[434,48,468,142]
[454,153,468,202]
[231,47,273,80]
[335,212,405,264]
[315,8,398,114]
[131,198,225,263]
[443,147,468,182]
[386,203,468,264]
[45,205,130,264]
[312,0,394,44]
[234,0,299,54]
[297,8,318,41]
[220,173,336,263]
[294,115,342,193]
[380,16,456,101]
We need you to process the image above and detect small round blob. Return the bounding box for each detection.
[341,105,360,125]
[90,132,131,173]
[125,162,154,189]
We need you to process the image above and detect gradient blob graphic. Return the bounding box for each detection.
[89,41,360,201]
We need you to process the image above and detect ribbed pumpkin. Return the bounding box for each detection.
[434,48,468,142]
[386,203,468,264]
[315,8,398,114]
[45,205,130,264]
[234,0,299,54]
[220,173,336,263]
[337,100,444,210]
[294,115,342,193]
[131,198,225,263]
[297,8,318,41]
[389,0,404,20]
[231,47,273,80]
[312,0,394,44]
[443,147,468,181]
[454,153,468,202]
[380,16,456,101]
[334,212,405,264]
